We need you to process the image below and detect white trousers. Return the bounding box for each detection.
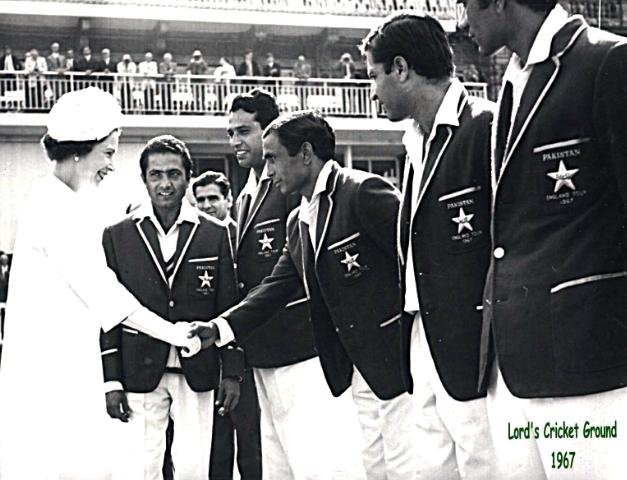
[254,357,367,480]
[487,363,627,480]
[111,373,214,480]
[410,315,496,480]
[351,368,418,480]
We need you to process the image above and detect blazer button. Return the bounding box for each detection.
[335,327,340,333]
[168,300,175,308]
[238,282,245,290]
[493,247,505,259]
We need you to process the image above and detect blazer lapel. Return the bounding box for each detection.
[497,17,587,187]
[314,164,340,261]
[135,218,168,287]
[235,192,251,248]
[397,157,413,266]
[169,221,198,285]
[239,178,271,247]
[299,220,315,299]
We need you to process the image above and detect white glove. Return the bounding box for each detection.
[173,321,202,358]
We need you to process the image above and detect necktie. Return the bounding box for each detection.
[495,81,513,177]
[400,162,414,260]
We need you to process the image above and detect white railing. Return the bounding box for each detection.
[26,0,460,19]
[0,71,487,117]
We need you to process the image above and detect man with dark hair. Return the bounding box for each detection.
[100,135,243,479]
[459,1,627,478]
[222,91,366,479]
[195,110,418,480]
[192,170,262,480]
[361,13,497,480]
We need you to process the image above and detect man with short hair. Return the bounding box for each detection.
[362,13,496,479]
[100,135,243,480]
[139,52,159,110]
[194,110,418,480]
[459,0,627,478]
[216,90,366,480]
[46,42,66,72]
[192,170,262,480]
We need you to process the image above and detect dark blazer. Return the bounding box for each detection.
[100,213,242,393]
[73,56,102,72]
[399,91,494,401]
[236,61,262,77]
[99,58,117,73]
[233,176,317,368]
[0,55,21,71]
[479,17,627,398]
[225,163,406,400]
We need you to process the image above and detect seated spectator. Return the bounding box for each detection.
[293,54,312,81]
[159,52,177,111]
[24,49,48,110]
[65,49,74,70]
[335,52,356,79]
[1,46,22,111]
[73,45,101,74]
[213,56,236,81]
[263,52,281,78]
[187,50,208,75]
[100,48,117,73]
[236,49,261,77]
[46,42,66,73]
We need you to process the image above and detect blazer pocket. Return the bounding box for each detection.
[438,185,489,255]
[550,271,627,373]
[326,232,369,285]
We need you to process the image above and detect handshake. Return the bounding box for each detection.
[172,321,221,358]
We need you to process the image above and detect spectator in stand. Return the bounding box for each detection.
[159,52,177,112]
[236,49,261,78]
[117,53,137,112]
[74,45,101,75]
[465,63,484,83]
[24,49,48,111]
[335,52,356,79]
[293,54,312,81]
[187,50,208,112]
[46,42,66,73]
[262,52,281,78]
[100,48,117,74]
[65,49,75,70]
[214,56,236,81]
[0,46,22,110]
[46,42,67,100]
[98,48,116,96]
[139,51,158,111]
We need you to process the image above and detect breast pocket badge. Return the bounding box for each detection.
[188,257,218,295]
[256,226,279,259]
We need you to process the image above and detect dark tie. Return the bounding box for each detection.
[495,81,513,177]
[399,162,414,260]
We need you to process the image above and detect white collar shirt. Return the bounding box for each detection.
[241,163,270,207]
[502,5,569,132]
[402,79,465,314]
[133,198,199,367]
[298,160,336,249]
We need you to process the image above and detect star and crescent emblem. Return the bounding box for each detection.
[198,270,213,288]
[340,251,361,272]
[451,207,474,234]
[546,160,579,192]
[258,233,274,251]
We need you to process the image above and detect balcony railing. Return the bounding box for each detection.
[0,71,487,118]
[25,0,460,19]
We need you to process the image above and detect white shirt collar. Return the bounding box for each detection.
[299,160,336,225]
[133,198,199,234]
[403,78,464,149]
[241,163,269,196]
[510,4,570,71]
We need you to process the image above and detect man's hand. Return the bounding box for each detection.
[173,321,202,357]
[188,321,220,349]
[106,390,131,422]
[215,377,240,416]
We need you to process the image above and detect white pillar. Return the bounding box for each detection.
[344,145,353,169]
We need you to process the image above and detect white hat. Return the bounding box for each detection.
[193,50,202,56]
[46,87,122,142]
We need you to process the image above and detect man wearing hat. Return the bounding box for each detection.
[187,50,208,111]
[117,53,137,112]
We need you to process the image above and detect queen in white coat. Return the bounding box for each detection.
[0,88,200,480]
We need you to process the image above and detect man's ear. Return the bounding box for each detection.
[393,55,410,81]
[301,142,314,165]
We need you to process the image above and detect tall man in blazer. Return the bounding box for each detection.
[223,90,365,480]
[460,1,627,478]
[362,14,497,479]
[192,170,263,480]
[194,111,418,480]
[100,135,243,480]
